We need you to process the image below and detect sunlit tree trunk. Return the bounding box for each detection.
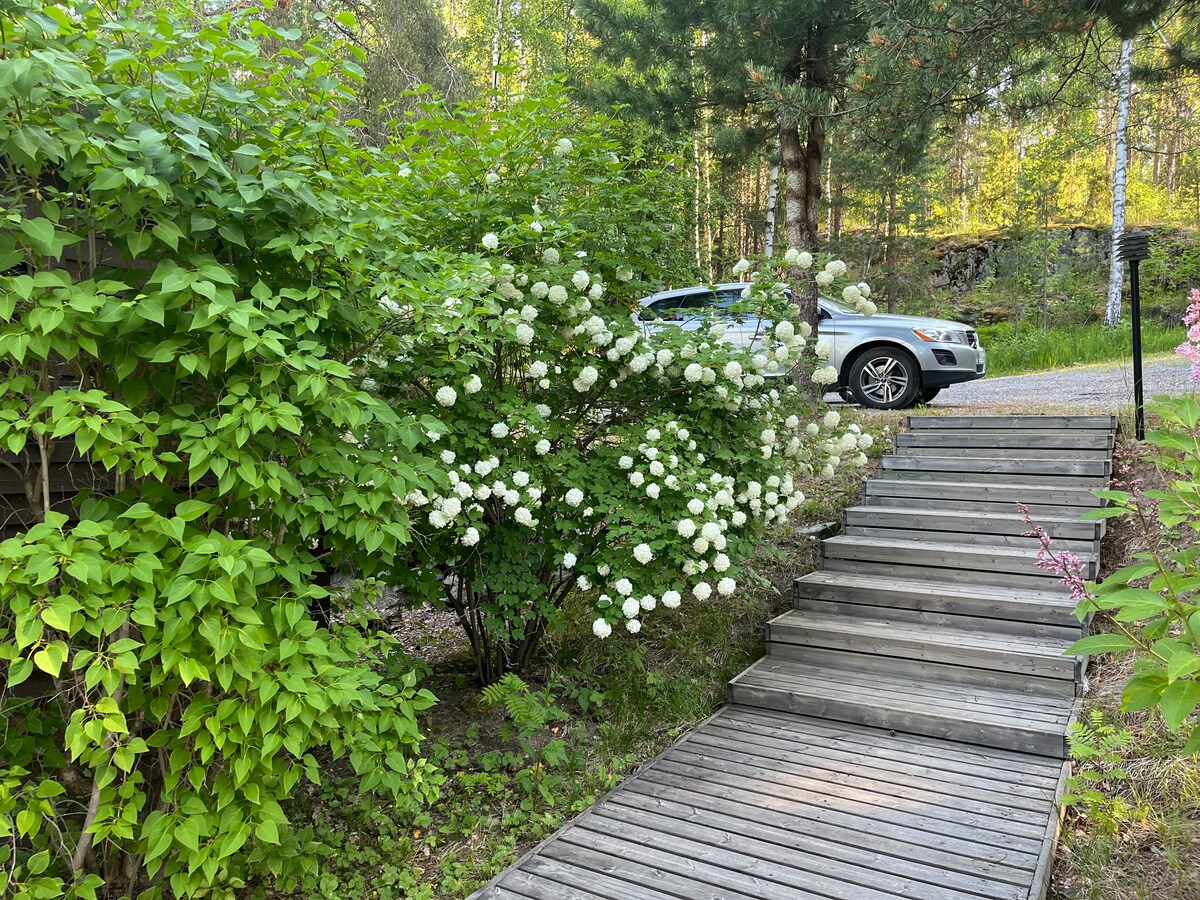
[764,151,780,258]
[781,114,824,333]
[885,186,898,314]
[1105,37,1133,327]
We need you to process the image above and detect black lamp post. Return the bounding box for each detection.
[1116,229,1151,440]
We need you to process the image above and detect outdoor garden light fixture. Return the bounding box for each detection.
[1116,229,1152,440]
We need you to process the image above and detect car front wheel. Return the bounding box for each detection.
[848,349,920,410]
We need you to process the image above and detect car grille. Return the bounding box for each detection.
[965,331,979,349]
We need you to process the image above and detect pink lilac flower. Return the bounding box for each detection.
[1177,288,1200,383]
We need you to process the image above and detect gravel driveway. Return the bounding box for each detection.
[924,355,1196,412]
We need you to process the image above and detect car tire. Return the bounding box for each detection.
[847,348,920,410]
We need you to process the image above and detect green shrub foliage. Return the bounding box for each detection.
[0,2,439,896]
[371,104,875,683]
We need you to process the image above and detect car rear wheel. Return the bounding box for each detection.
[848,348,920,410]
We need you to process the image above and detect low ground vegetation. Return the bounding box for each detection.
[1051,403,1200,899]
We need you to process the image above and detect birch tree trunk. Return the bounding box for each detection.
[764,155,780,258]
[1105,36,1133,327]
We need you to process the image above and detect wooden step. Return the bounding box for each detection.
[843,505,1101,542]
[842,524,1097,554]
[822,534,1098,581]
[907,415,1116,431]
[863,478,1104,509]
[729,658,1075,757]
[767,610,1081,687]
[862,492,1104,521]
[896,431,1114,451]
[793,571,1083,631]
[894,445,1112,461]
[767,642,1078,699]
[881,455,1110,480]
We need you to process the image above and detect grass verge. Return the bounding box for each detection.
[978,321,1180,377]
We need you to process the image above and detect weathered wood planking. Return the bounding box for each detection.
[471,710,1066,900]
[767,610,1079,683]
[842,506,1101,541]
[893,445,1112,461]
[881,455,1111,478]
[895,431,1114,450]
[472,416,1112,900]
[793,570,1081,631]
[862,478,1105,508]
[906,414,1115,430]
[821,534,1100,580]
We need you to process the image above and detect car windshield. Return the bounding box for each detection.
[820,296,863,315]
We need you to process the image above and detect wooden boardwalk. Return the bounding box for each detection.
[473,415,1115,900]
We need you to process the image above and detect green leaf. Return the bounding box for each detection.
[1124,670,1169,712]
[19,218,56,256]
[32,641,67,677]
[1168,653,1200,683]
[255,818,279,844]
[1161,679,1200,730]
[1066,633,1135,656]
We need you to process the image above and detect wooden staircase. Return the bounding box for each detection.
[731,414,1110,760]
[474,414,1116,900]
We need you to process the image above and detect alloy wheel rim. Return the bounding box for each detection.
[859,357,908,404]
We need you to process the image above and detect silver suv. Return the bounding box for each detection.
[635,283,986,409]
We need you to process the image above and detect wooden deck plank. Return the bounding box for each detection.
[842,506,1100,540]
[895,430,1113,449]
[893,445,1112,460]
[670,741,1052,822]
[862,478,1105,508]
[541,840,761,900]
[741,659,1073,718]
[591,800,1019,900]
[558,825,855,900]
[518,853,680,900]
[738,661,1072,722]
[792,571,1080,627]
[572,812,928,900]
[621,774,1041,880]
[471,414,1105,900]
[695,722,1058,799]
[881,456,1111,478]
[905,414,1115,430]
[650,754,1048,842]
[722,707,1064,776]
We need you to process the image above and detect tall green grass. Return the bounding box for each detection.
[978,321,1182,377]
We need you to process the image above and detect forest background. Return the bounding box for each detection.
[327,0,1200,370]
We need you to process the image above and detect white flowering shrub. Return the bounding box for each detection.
[375,101,874,683]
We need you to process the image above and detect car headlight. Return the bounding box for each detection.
[911,327,965,344]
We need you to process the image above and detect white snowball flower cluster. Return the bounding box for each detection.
[554,138,573,157]
[784,247,814,269]
[435,386,457,407]
[482,232,499,250]
[573,365,599,391]
[732,258,751,276]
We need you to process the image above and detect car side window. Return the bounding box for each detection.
[644,297,681,319]
[716,290,750,322]
[669,291,717,321]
